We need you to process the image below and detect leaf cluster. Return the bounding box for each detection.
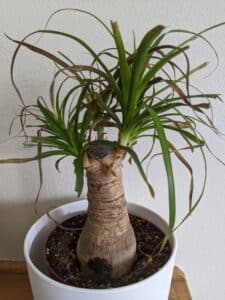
[3,9,225,232]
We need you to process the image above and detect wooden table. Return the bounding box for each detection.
[0,261,191,300]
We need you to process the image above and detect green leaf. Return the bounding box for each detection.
[74,156,84,197]
[32,136,77,155]
[139,46,189,97]
[94,94,121,126]
[127,25,165,120]
[37,99,80,151]
[80,111,94,140]
[111,21,130,102]
[37,99,65,136]
[60,85,83,121]
[71,83,91,132]
[148,108,176,230]
[163,126,202,144]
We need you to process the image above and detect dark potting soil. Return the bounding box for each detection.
[45,214,171,289]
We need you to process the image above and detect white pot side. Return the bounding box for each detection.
[24,200,177,300]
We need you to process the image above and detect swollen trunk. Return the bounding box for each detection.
[76,146,136,279]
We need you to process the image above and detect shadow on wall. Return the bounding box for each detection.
[0,196,83,260]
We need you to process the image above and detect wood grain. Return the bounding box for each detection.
[0,273,32,300]
[0,261,27,273]
[170,267,192,300]
[0,261,192,300]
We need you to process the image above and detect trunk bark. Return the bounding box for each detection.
[76,146,136,280]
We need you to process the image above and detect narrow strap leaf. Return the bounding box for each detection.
[174,146,207,231]
[111,21,130,103]
[127,26,165,121]
[43,8,113,37]
[0,150,68,164]
[34,129,43,215]
[148,108,176,230]
[74,156,84,197]
[168,142,194,211]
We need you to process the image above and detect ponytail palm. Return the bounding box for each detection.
[2,9,224,279]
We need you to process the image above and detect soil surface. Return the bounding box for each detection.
[46,214,171,288]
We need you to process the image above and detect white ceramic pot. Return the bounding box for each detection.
[24,200,177,300]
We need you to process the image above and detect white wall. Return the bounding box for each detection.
[1,1,225,299]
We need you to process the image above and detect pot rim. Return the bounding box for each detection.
[24,200,177,294]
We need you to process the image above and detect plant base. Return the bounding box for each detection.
[45,214,171,288]
[24,200,177,300]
